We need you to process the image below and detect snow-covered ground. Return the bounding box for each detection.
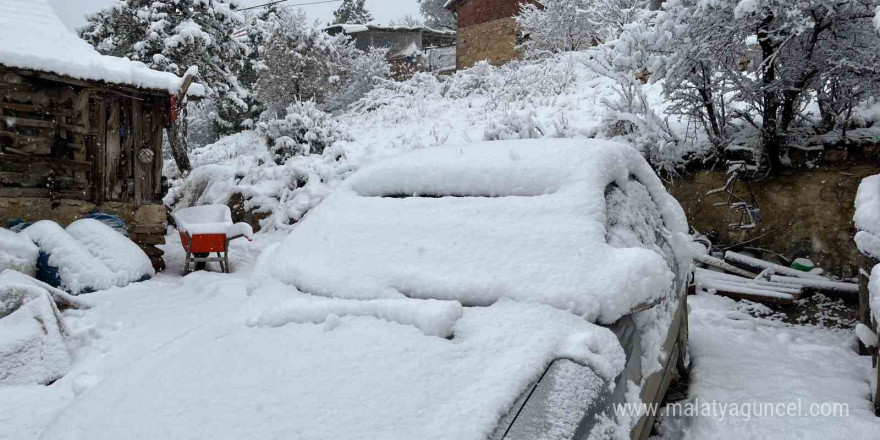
[658,293,880,439]
[0,232,281,440]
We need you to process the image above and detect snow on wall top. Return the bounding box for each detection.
[0,0,203,96]
[325,23,457,36]
[255,139,689,324]
[854,174,880,257]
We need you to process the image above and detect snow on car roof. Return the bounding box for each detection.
[256,139,688,324]
[0,0,203,96]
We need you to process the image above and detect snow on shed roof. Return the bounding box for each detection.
[255,139,690,324]
[0,0,203,96]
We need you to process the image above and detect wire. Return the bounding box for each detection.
[237,0,341,12]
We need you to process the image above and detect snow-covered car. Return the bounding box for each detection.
[39,139,692,440]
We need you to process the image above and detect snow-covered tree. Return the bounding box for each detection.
[637,0,880,170]
[389,14,425,27]
[80,0,254,140]
[332,0,373,24]
[418,0,457,30]
[256,10,388,113]
[516,0,647,58]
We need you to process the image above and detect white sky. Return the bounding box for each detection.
[47,0,421,31]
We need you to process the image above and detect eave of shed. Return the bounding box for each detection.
[0,0,204,97]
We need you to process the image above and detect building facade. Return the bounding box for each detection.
[446,0,537,70]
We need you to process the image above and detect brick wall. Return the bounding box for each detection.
[457,0,530,28]
[456,16,518,69]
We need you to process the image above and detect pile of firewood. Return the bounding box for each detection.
[692,251,858,305]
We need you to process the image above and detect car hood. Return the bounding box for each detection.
[40,289,624,440]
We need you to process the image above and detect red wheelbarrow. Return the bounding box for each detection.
[172,205,253,274]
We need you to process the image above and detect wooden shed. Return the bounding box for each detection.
[0,0,203,271]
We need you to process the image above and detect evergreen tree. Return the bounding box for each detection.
[332,0,373,24]
[80,0,255,139]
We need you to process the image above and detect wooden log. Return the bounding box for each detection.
[0,187,90,199]
[0,130,52,155]
[724,251,826,280]
[694,253,758,278]
[695,272,795,305]
[0,171,24,184]
[1,72,22,84]
[0,116,54,129]
[0,154,92,171]
[132,99,144,207]
[768,275,859,304]
[695,268,803,296]
[705,288,795,305]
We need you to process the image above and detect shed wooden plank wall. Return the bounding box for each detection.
[0,67,167,205]
[0,66,171,271]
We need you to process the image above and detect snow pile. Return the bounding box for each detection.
[173,205,254,239]
[21,221,152,295]
[40,300,624,440]
[246,284,463,337]
[0,0,203,96]
[0,228,39,276]
[254,139,689,324]
[0,272,71,385]
[854,174,880,258]
[66,219,155,285]
[167,52,694,231]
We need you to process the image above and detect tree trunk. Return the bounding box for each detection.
[757,13,782,171]
[166,106,191,174]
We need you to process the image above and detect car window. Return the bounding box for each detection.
[605,178,677,272]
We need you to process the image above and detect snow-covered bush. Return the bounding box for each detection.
[255,10,389,113]
[325,48,391,112]
[585,42,690,174]
[260,101,346,164]
[483,111,546,141]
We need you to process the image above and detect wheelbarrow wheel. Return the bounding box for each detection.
[194,253,209,271]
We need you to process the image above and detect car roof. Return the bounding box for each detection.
[255,138,688,324]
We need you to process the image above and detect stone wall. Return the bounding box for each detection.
[456,17,519,69]
[668,165,879,277]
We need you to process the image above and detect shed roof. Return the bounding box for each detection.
[0,0,203,96]
[324,24,457,37]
